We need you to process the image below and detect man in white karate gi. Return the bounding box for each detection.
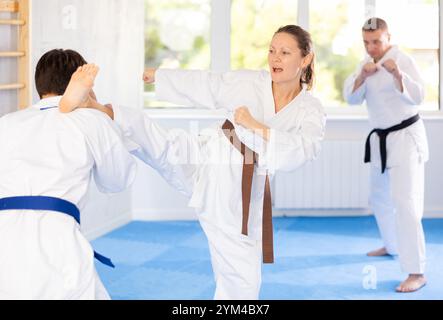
[0,49,136,299]
[343,18,429,292]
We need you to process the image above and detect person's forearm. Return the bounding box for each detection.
[245,119,270,141]
[95,103,114,120]
[393,72,404,93]
[59,104,73,113]
[87,99,114,120]
[352,75,365,93]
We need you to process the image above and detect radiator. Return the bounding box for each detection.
[273,140,370,209]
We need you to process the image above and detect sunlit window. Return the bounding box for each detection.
[144,0,440,111]
[231,0,298,70]
[376,0,439,111]
[310,0,366,107]
[144,0,211,107]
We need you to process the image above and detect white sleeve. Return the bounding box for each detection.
[343,62,367,105]
[258,105,326,175]
[395,57,425,105]
[155,69,258,111]
[84,112,137,193]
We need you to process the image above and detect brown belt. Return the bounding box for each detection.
[222,120,274,264]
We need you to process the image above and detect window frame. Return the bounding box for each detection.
[144,0,443,117]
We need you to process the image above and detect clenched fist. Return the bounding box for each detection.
[143,68,157,84]
[234,106,256,128]
[359,62,378,81]
[382,59,402,81]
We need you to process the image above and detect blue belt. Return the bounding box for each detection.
[0,196,115,268]
[40,106,58,111]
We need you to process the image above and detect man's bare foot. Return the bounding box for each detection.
[396,274,427,293]
[59,64,99,113]
[367,247,389,257]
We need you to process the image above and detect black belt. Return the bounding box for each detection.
[364,114,420,174]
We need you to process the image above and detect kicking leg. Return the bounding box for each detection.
[59,64,100,113]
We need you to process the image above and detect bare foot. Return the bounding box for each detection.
[59,64,99,113]
[396,274,427,293]
[367,247,389,257]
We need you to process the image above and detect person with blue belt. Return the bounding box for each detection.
[343,18,429,293]
[0,50,136,299]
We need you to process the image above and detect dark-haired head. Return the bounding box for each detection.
[35,49,87,98]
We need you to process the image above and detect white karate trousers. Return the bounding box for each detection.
[369,153,426,274]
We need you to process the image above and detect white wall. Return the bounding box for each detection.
[30,0,144,107]
[326,117,443,218]
[30,0,145,239]
[131,113,443,220]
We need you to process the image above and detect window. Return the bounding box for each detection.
[231,0,298,70]
[310,0,366,107]
[376,0,439,111]
[144,0,211,107]
[144,0,440,111]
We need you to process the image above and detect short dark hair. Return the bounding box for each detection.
[362,17,389,32]
[275,25,315,90]
[35,49,87,98]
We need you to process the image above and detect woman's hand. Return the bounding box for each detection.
[234,106,270,141]
[234,106,256,128]
[143,68,157,83]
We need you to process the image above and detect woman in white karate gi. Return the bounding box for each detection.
[62,25,326,300]
[343,18,428,292]
[0,51,136,300]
